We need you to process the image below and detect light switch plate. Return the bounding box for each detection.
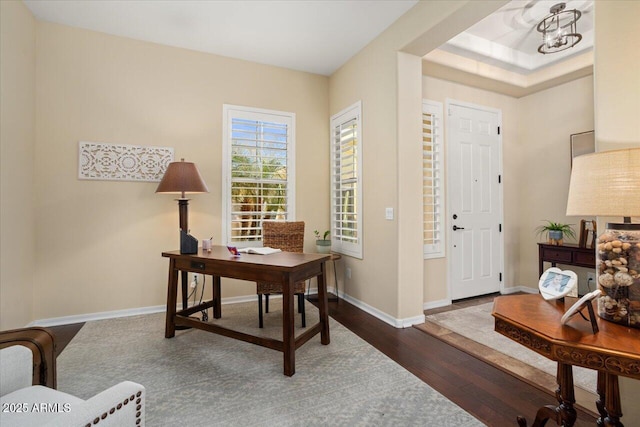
[385,207,394,220]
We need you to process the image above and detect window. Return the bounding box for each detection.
[222,105,295,246]
[423,100,445,259]
[330,101,362,259]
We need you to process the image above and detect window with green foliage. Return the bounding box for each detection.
[222,105,295,246]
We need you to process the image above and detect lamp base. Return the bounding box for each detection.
[596,223,640,329]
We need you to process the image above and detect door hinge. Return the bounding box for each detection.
[497,126,501,135]
[499,272,503,282]
[499,223,502,232]
[498,174,501,184]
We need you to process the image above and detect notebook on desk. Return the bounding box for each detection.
[237,247,282,255]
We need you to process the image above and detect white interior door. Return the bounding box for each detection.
[447,101,502,300]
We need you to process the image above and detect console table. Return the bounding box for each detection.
[538,243,596,276]
[492,294,640,427]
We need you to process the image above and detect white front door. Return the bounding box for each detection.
[447,101,502,300]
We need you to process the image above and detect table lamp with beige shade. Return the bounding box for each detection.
[566,148,640,328]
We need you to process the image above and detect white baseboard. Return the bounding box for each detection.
[501,285,538,295]
[28,295,258,327]
[423,298,452,311]
[338,293,425,328]
[31,285,425,329]
[29,305,167,327]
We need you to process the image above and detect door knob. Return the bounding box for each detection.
[453,225,465,231]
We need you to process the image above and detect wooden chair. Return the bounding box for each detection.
[257,221,307,328]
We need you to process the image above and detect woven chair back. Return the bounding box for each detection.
[262,221,305,253]
[258,221,306,295]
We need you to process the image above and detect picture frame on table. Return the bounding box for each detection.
[561,289,602,333]
[539,267,578,300]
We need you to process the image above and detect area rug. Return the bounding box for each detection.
[416,302,598,413]
[57,301,484,426]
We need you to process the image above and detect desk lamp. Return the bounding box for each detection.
[566,148,640,328]
[156,158,209,236]
[156,158,209,312]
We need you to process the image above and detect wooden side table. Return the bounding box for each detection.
[492,294,640,427]
[308,253,341,302]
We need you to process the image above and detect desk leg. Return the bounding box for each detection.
[165,258,178,338]
[332,259,339,302]
[317,261,330,345]
[181,271,189,310]
[283,277,295,376]
[212,275,221,319]
[517,362,576,427]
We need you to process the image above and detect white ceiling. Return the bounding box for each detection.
[23,0,418,76]
[23,0,594,87]
[436,0,594,75]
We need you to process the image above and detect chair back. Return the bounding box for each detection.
[262,221,304,253]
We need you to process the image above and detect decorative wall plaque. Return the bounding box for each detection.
[78,142,174,182]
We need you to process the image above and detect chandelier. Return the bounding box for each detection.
[536,2,582,54]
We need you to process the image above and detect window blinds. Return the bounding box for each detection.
[330,101,362,258]
[224,106,295,244]
[423,101,444,258]
[333,118,358,242]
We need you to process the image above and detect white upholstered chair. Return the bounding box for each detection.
[0,331,145,427]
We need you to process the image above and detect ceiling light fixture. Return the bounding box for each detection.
[537,2,582,54]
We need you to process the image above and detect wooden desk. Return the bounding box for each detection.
[538,243,596,276]
[492,294,640,427]
[162,247,331,376]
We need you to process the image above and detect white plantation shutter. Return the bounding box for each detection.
[222,105,295,246]
[423,100,445,259]
[331,101,362,259]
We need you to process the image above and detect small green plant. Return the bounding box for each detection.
[534,220,576,240]
[314,229,330,240]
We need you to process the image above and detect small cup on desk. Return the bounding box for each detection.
[202,239,212,252]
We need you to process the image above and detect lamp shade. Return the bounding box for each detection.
[566,148,640,218]
[155,159,209,198]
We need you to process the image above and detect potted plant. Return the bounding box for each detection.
[535,220,576,246]
[314,229,331,253]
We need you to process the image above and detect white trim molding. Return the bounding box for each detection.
[423,298,453,311]
[339,293,425,328]
[28,296,257,327]
[30,290,425,329]
[501,286,538,295]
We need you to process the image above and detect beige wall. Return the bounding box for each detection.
[594,1,640,147]
[0,1,36,329]
[329,0,507,321]
[2,0,507,326]
[517,76,595,291]
[593,0,640,420]
[27,22,328,321]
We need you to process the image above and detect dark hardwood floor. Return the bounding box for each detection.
[48,296,597,426]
